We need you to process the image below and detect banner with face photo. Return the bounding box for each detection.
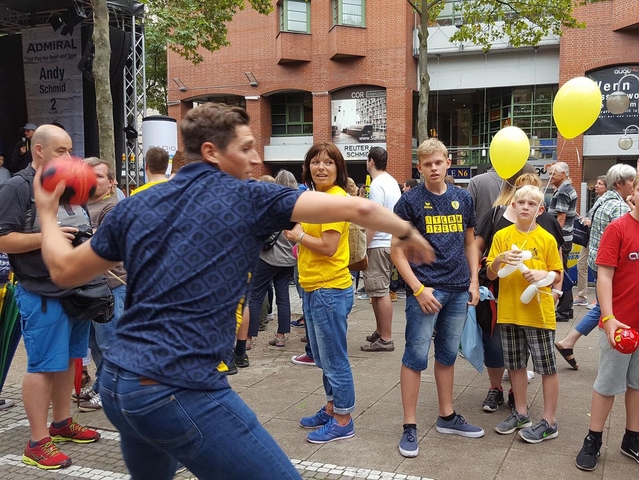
[21,27,84,156]
[331,86,386,161]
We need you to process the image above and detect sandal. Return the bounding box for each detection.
[554,343,579,370]
[268,335,286,347]
[81,370,91,388]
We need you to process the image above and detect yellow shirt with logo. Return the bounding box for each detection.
[298,185,352,292]
[487,224,563,330]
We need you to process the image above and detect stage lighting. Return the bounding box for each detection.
[61,1,88,36]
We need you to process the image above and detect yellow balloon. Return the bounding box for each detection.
[489,126,530,180]
[553,77,602,140]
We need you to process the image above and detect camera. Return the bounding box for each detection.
[72,224,93,247]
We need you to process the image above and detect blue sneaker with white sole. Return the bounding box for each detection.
[300,406,332,429]
[399,426,419,457]
[306,417,355,444]
[436,413,484,438]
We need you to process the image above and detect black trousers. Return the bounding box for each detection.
[556,241,574,317]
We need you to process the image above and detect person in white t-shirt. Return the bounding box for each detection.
[361,147,402,352]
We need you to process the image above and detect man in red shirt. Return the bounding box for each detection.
[575,173,639,471]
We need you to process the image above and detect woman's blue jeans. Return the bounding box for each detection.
[99,361,300,480]
[575,301,601,336]
[302,286,355,415]
[91,284,126,393]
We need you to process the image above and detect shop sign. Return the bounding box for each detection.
[586,65,639,135]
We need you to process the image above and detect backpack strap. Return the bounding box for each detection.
[15,169,36,231]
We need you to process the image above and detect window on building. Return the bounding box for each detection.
[332,0,366,27]
[280,0,310,33]
[271,92,313,136]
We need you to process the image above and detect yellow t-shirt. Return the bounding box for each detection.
[298,185,352,292]
[487,224,563,330]
[130,179,168,196]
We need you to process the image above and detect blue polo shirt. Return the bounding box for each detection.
[394,184,476,292]
[91,162,301,390]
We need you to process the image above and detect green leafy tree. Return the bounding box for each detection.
[91,0,273,169]
[142,0,273,115]
[408,0,603,144]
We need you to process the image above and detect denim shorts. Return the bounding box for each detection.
[403,290,469,371]
[593,329,639,396]
[15,285,90,373]
[483,323,504,369]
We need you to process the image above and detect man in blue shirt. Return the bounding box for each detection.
[32,103,435,479]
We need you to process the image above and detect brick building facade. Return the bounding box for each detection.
[168,0,417,184]
[167,0,639,202]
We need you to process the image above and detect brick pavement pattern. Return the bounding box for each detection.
[1,288,633,479]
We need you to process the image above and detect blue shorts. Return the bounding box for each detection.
[15,285,91,373]
[403,290,469,371]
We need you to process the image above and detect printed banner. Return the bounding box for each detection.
[331,86,386,160]
[21,27,84,156]
[586,65,639,135]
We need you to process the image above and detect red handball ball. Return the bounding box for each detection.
[613,328,639,354]
[41,157,97,205]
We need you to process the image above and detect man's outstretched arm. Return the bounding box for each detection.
[291,191,435,265]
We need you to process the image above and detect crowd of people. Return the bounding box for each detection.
[0,104,637,478]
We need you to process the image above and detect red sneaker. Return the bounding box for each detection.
[291,354,316,366]
[22,437,72,470]
[49,417,101,444]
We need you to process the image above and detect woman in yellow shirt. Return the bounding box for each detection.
[284,143,355,444]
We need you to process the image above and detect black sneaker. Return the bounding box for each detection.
[507,389,515,409]
[224,357,238,375]
[234,352,250,368]
[482,388,504,412]
[621,434,639,464]
[576,434,602,471]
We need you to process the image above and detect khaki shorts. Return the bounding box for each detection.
[593,329,639,396]
[363,247,392,297]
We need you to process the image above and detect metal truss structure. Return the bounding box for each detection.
[112,6,146,193]
[0,0,146,193]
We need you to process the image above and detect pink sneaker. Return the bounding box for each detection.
[291,354,316,366]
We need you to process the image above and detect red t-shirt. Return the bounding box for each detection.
[596,213,639,329]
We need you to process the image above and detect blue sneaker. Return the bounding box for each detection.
[436,413,485,438]
[306,417,355,444]
[300,406,332,429]
[290,318,305,328]
[399,426,419,458]
[519,418,558,443]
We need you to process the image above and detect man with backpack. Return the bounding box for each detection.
[0,125,101,470]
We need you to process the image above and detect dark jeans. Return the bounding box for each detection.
[556,241,574,317]
[99,361,300,480]
[248,259,293,338]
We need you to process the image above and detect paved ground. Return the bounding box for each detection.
[1,287,635,479]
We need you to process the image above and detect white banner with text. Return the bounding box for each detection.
[21,27,84,156]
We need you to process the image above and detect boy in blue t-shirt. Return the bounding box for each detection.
[393,138,482,458]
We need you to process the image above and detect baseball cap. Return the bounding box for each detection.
[23,123,37,131]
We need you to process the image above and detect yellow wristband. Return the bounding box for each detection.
[601,314,615,323]
[488,263,497,274]
[413,284,425,297]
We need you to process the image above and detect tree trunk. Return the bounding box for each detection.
[417,7,430,144]
[91,0,115,170]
